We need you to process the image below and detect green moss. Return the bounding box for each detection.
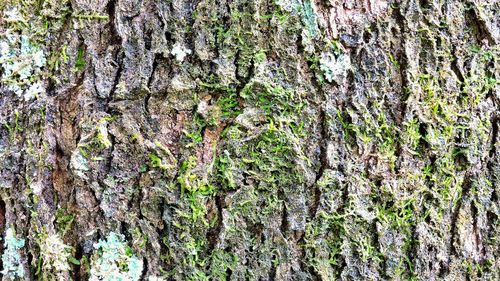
[209,250,238,280]
[132,227,148,249]
[375,197,415,232]
[148,141,177,176]
[73,47,86,72]
[55,208,75,235]
[149,153,172,171]
[338,102,398,170]
[3,109,22,142]
[215,151,238,190]
[303,211,345,280]
[72,12,109,22]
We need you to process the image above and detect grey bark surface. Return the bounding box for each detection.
[0,0,499,280]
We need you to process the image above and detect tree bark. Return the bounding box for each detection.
[0,0,499,280]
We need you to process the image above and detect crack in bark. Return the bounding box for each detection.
[0,199,4,271]
[464,1,495,45]
[280,198,288,236]
[206,195,223,253]
[106,0,123,46]
[108,52,124,103]
[449,171,474,261]
[310,107,327,220]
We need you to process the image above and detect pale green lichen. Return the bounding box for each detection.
[95,118,113,149]
[39,233,72,280]
[0,31,46,99]
[90,232,143,281]
[70,149,90,178]
[1,228,25,278]
[0,3,49,100]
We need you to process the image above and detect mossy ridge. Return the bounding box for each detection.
[0,0,96,86]
[302,2,499,279]
[155,0,321,277]
[1,1,118,279]
[161,79,312,279]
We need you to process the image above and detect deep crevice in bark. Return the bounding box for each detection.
[0,199,4,271]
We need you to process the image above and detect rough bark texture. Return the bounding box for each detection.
[0,0,499,280]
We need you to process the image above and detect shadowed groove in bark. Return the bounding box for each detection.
[310,107,327,219]
[449,171,473,258]
[206,194,223,252]
[0,199,4,271]
[490,115,499,158]
[464,1,495,45]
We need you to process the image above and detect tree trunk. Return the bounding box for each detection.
[0,0,499,280]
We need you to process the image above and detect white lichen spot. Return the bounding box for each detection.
[275,0,300,13]
[90,232,143,281]
[171,42,192,62]
[33,49,47,67]
[4,7,24,22]
[1,228,25,278]
[30,180,44,196]
[319,52,351,84]
[301,30,315,54]
[24,81,44,101]
[0,41,10,56]
[196,99,209,118]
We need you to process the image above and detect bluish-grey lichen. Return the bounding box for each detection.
[90,232,143,281]
[1,228,25,278]
[301,0,319,39]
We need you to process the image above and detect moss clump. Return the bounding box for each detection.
[218,81,309,193]
[55,208,75,235]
